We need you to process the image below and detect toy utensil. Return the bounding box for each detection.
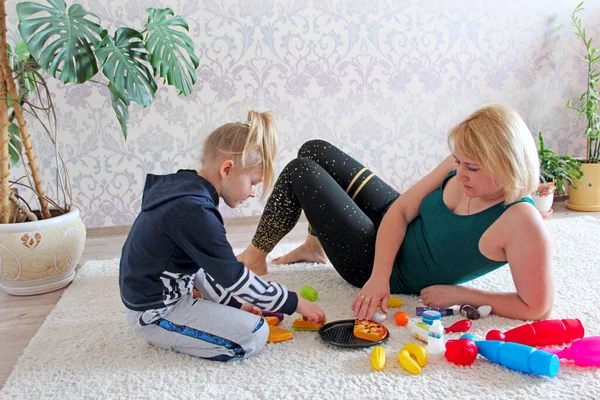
[444,319,472,334]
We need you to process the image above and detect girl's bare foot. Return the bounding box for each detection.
[237,244,268,275]
[272,235,328,265]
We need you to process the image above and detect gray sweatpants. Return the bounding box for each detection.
[126,278,269,361]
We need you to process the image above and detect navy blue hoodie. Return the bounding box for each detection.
[119,170,298,316]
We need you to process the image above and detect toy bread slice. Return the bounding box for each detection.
[353,319,388,342]
[291,318,324,331]
[267,325,294,343]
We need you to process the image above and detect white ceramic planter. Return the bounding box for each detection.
[0,208,86,295]
[532,182,555,215]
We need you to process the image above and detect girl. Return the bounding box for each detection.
[238,105,554,321]
[120,109,325,361]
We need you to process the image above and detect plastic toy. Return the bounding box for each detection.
[354,319,388,342]
[267,325,294,343]
[264,316,281,326]
[262,311,284,321]
[459,304,480,320]
[541,336,600,367]
[444,319,472,334]
[371,346,386,371]
[461,334,559,377]
[477,305,492,318]
[380,296,403,308]
[445,338,478,366]
[409,321,430,343]
[426,320,446,355]
[291,317,324,331]
[398,342,428,374]
[395,311,409,326]
[422,310,442,325]
[299,285,318,302]
[416,306,453,316]
[372,310,387,323]
[486,319,585,347]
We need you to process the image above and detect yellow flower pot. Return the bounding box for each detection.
[0,208,86,295]
[567,163,600,212]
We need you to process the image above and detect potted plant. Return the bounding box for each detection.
[533,132,583,217]
[0,0,198,295]
[565,1,600,211]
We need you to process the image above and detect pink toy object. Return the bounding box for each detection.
[541,336,600,367]
[486,319,584,347]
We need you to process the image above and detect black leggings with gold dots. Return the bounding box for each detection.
[252,140,400,288]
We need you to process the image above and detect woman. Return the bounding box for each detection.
[238,105,554,321]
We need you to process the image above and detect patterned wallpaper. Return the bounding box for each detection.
[5,0,599,228]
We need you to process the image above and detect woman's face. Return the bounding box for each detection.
[452,149,504,200]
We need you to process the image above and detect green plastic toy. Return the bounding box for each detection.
[299,285,318,302]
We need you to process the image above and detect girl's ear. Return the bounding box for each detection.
[219,159,235,180]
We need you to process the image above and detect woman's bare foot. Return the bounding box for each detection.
[272,234,328,265]
[237,244,268,275]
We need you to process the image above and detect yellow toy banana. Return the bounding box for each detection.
[398,342,428,374]
[370,346,386,371]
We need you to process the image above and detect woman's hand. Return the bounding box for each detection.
[352,274,390,320]
[420,285,462,308]
[240,302,263,316]
[296,297,326,323]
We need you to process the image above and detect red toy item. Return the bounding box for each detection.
[444,319,472,334]
[445,338,478,366]
[486,319,584,347]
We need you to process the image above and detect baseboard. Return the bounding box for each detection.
[86,214,308,238]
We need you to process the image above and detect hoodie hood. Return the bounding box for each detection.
[141,170,219,211]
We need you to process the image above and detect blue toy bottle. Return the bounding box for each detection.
[461,334,560,377]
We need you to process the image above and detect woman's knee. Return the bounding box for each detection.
[298,139,332,159]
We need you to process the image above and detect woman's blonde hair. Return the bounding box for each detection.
[447,104,539,204]
[201,109,278,199]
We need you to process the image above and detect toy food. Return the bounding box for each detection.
[395,311,409,326]
[353,319,388,342]
[398,342,428,374]
[267,325,294,343]
[291,318,324,331]
[371,346,386,371]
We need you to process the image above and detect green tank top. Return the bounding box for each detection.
[389,170,533,294]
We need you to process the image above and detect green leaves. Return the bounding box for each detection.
[16,1,200,140]
[8,123,23,168]
[569,1,600,162]
[16,0,103,84]
[145,8,199,96]
[538,132,584,195]
[97,28,157,108]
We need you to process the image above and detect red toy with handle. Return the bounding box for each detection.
[486,319,584,347]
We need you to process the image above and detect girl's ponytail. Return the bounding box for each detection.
[244,110,277,198]
[201,107,278,199]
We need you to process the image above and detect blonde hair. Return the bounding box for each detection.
[447,105,539,204]
[201,109,278,199]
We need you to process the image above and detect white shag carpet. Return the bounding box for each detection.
[2,217,600,400]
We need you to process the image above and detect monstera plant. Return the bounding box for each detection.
[0,0,199,222]
[0,0,198,295]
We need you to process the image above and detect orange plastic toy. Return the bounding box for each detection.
[395,311,409,326]
[353,319,388,342]
[265,314,293,343]
[291,318,324,331]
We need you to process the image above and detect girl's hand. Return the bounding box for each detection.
[352,274,390,320]
[296,297,326,323]
[420,285,462,308]
[240,302,263,316]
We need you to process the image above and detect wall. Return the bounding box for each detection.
[6,0,599,228]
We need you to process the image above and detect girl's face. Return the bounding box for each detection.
[453,149,503,200]
[221,164,263,208]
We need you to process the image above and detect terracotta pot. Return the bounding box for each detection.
[0,208,86,295]
[532,182,555,215]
